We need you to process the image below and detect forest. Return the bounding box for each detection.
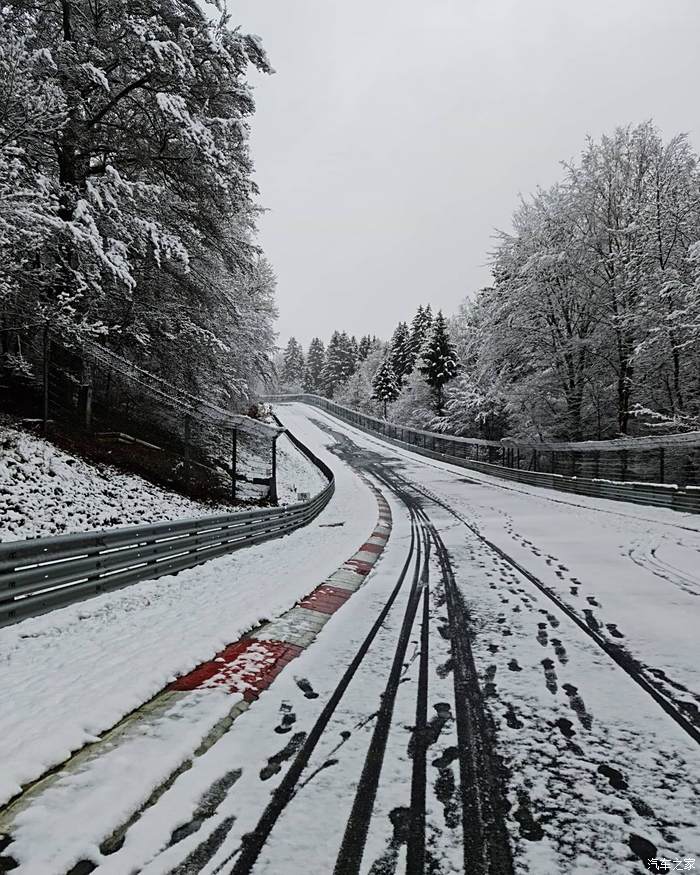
[281,122,700,441]
[0,0,277,412]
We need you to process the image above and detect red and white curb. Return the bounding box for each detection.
[0,483,392,834]
[170,483,392,702]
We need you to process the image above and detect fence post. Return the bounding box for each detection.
[620,449,628,482]
[42,325,50,436]
[183,414,191,489]
[80,359,93,431]
[231,428,238,501]
[658,447,665,484]
[269,434,279,504]
[516,448,521,470]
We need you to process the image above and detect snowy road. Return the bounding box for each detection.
[1,403,699,874]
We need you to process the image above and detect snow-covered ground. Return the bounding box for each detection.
[0,419,326,541]
[0,422,232,541]
[2,404,699,874]
[275,432,327,504]
[0,407,375,807]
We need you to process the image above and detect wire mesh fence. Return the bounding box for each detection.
[267,394,700,489]
[0,324,282,503]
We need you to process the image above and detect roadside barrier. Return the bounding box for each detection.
[0,427,335,627]
[267,394,700,515]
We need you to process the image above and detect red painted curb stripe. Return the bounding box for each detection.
[345,559,375,574]
[168,482,391,699]
[359,542,384,554]
[170,639,303,701]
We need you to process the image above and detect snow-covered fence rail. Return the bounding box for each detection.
[0,439,335,627]
[267,394,700,514]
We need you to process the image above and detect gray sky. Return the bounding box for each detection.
[230,0,700,348]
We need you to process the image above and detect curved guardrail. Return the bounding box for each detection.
[267,394,700,515]
[0,427,335,627]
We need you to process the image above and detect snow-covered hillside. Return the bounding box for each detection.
[0,423,236,542]
[0,422,329,543]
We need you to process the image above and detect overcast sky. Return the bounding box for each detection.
[229,0,700,348]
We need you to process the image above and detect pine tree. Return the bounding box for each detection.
[358,335,372,361]
[372,357,400,417]
[389,321,412,384]
[419,310,458,413]
[322,331,356,397]
[304,338,325,392]
[282,337,305,387]
[342,331,358,376]
[408,305,434,371]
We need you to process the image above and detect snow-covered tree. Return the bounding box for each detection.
[303,338,325,392]
[389,321,412,384]
[336,343,385,413]
[390,368,436,429]
[282,337,305,388]
[357,335,375,361]
[321,331,357,397]
[371,356,400,417]
[0,0,277,407]
[419,310,458,413]
[482,121,700,438]
[407,304,434,370]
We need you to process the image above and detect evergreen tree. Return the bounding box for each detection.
[372,357,400,417]
[282,337,305,387]
[322,330,357,396]
[408,305,434,370]
[358,335,372,361]
[419,310,458,413]
[304,337,325,392]
[342,331,358,376]
[389,321,412,384]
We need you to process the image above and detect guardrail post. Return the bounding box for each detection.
[620,449,628,482]
[659,447,665,484]
[231,427,238,501]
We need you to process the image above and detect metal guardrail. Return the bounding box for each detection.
[0,428,335,627]
[267,394,700,515]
